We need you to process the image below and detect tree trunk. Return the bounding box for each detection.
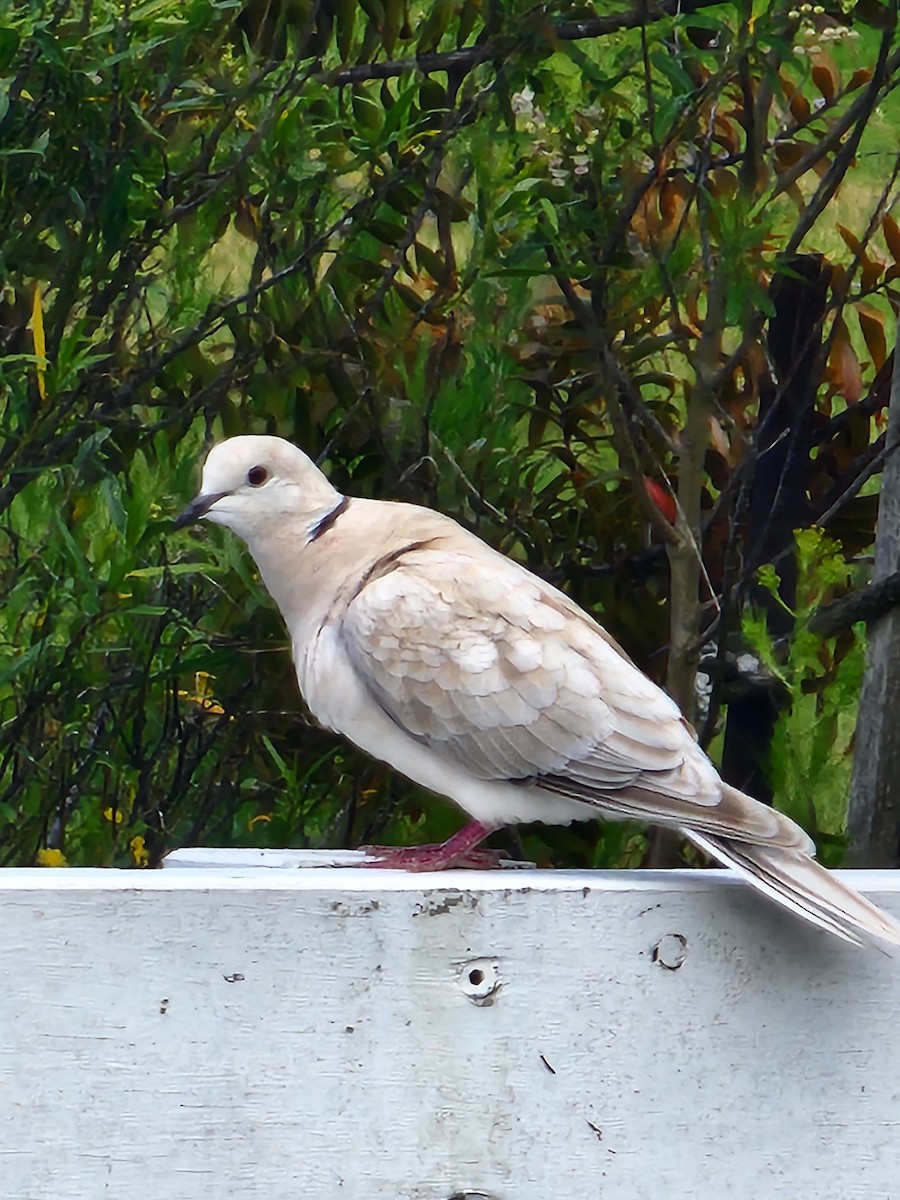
[720,255,828,803]
[847,341,900,867]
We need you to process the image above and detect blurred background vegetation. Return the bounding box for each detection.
[2,0,900,869]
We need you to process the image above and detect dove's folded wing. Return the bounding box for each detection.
[340,547,806,849]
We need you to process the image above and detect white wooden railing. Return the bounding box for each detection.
[2,851,898,1200]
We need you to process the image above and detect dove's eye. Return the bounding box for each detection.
[247,465,268,487]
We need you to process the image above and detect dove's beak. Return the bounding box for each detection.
[172,492,229,530]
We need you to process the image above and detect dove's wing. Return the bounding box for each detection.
[339,546,806,850]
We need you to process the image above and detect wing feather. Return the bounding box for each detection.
[336,546,830,851]
[341,547,708,796]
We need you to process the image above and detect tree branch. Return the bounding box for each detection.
[320,0,734,87]
[808,571,900,637]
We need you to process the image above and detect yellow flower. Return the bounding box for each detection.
[177,689,227,715]
[130,836,150,868]
[31,281,46,403]
[177,668,231,718]
[36,848,67,867]
[102,806,124,826]
[194,671,213,696]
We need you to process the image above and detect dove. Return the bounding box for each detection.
[174,435,900,949]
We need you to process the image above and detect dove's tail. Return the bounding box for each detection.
[684,827,900,951]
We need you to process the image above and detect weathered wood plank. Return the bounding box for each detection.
[1,859,899,1200]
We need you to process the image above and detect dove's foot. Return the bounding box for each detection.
[360,820,500,871]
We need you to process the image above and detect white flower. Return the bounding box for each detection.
[511,86,535,117]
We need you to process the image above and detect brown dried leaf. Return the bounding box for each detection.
[883,215,900,263]
[861,253,885,294]
[709,167,738,201]
[827,316,863,403]
[856,302,888,371]
[811,57,839,104]
[837,224,862,255]
[683,285,703,335]
[775,142,805,170]
[743,338,767,385]
[782,77,811,124]
[233,199,260,241]
[658,176,691,240]
[713,114,739,154]
[838,224,883,290]
[630,188,655,246]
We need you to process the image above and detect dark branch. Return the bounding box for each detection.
[809,572,900,637]
[321,0,732,86]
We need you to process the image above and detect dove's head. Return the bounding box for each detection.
[173,435,342,541]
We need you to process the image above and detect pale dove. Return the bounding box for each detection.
[174,435,900,949]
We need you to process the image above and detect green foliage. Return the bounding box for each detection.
[742,529,865,861]
[0,0,897,868]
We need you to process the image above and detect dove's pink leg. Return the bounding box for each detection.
[360,820,502,870]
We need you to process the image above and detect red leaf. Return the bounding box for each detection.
[643,477,677,524]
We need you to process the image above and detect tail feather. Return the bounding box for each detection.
[685,829,900,951]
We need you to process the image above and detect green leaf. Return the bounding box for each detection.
[126,563,224,579]
[0,26,21,71]
[538,196,559,234]
[381,83,419,146]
